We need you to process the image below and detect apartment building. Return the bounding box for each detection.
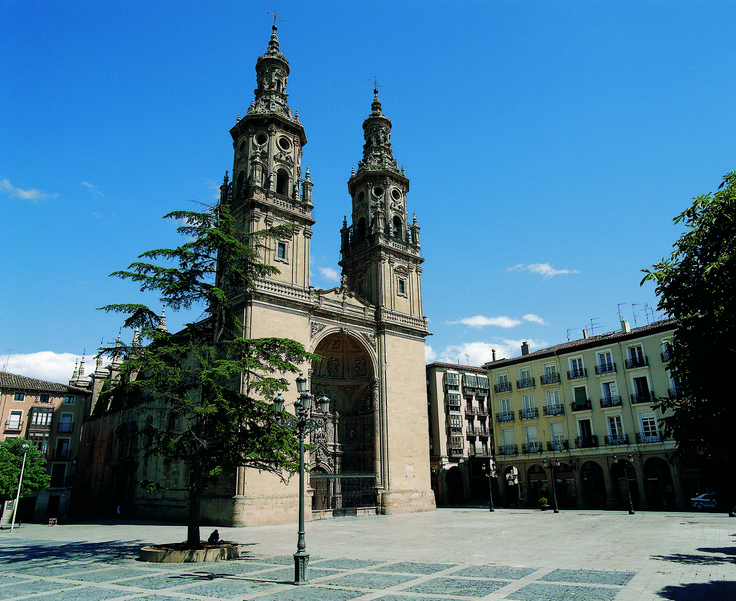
[483,319,687,510]
[427,363,496,505]
[0,372,91,522]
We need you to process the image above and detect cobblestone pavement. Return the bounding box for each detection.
[0,508,734,600]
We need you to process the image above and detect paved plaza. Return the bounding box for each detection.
[0,507,734,600]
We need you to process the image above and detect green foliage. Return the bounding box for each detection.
[642,171,736,503]
[0,439,51,504]
[99,203,314,545]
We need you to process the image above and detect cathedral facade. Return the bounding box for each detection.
[128,25,434,526]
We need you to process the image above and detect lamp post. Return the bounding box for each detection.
[543,458,560,513]
[10,444,30,534]
[488,459,495,512]
[273,374,330,585]
[614,455,635,515]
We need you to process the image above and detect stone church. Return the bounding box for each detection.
[78,25,435,526]
[215,24,434,525]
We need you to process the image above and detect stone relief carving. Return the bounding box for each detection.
[310,322,327,337]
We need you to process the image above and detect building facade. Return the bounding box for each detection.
[79,24,435,526]
[484,319,687,510]
[0,371,92,522]
[426,363,496,506]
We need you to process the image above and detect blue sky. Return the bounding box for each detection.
[2,0,735,382]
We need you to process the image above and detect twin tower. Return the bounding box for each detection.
[210,25,434,524]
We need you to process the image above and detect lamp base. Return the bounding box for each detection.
[294,551,310,585]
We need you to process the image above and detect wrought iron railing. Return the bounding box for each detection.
[567,368,588,380]
[498,444,519,456]
[595,362,617,375]
[599,395,622,408]
[630,391,655,404]
[518,407,539,420]
[570,400,592,412]
[574,435,599,448]
[625,356,649,369]
[496,411,515,423]
[521,441,543,454]
[604,434,629,446]
[540,373,561,385]
[546,439,569,451]
[494,382,512,393]
[516,377,536,390]
[635,433,661,444]
[543,404,565,416]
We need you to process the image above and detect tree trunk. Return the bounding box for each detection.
[187,455,204,547]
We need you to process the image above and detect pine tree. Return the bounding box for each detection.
[99,203,312,546]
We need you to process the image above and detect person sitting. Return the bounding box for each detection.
[207,529,220,544]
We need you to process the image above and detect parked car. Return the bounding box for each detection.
[690,493,716,510]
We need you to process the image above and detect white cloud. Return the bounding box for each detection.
[507,262,580,279]
[2,351,106,384]
[317,266,340,283]
[1,178,56,203]
[447,315,521,329]
[82,181,103,196]
[434,338,550,366]
[523,313,547,325]
[425,345,437,363]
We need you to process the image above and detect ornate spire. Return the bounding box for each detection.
[251,22,291,115]
[156,308,168,332]
[357,87,399,175]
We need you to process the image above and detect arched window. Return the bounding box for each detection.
[356,217,366,242]
[393,216,403,239]
[276,169,289,196]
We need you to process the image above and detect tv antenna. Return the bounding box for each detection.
[632,303,642,327]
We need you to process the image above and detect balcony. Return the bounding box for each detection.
[625,356,649,369]
[521,441,543,454]
[516,377,536,390]
[600,395,623,408]
[477,429,489,438]
[476,407,488,417]
[604,434,629,446]
[518,407,539,420]
[465,407,476,417]
[466,427,476,437]
[574,435,599,449]
[4,419,23,432]
[546,439,569,452]
[449,447,464,457]
[496,411,515,423]
[570,399,592,412]
[494,382,512,393]
[447,398,461,408]
[540,373,561,385]
[630,391,655,404]
[497,444,519,456]
[567,368,588,380]
[635,432,662,444]
[543,404,565,417]
[594,362,617,375]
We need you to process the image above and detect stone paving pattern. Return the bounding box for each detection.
[0,508,734,600]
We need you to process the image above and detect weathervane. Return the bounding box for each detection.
[268,10,282,27]
[369,76,382,94]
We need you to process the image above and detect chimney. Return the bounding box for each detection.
[492,349,496,362]
[582,329,589,339]
[621,320,631,333]
[521,341,530,356]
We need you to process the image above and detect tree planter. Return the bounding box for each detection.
[139,543,241,563]
[539,505,550,511]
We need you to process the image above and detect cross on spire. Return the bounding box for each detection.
[268,10,282,27]
[370,76,382,95]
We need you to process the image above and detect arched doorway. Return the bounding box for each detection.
[580,461,607,507]
[611,460,640,509]
[503,466,523,506]
[528,464,547,506]
[309,332,376,513]
[643,457,675,509]
[554,462,578,507]
[446,466,464,504]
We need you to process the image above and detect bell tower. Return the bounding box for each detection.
[224,23,314,293]
[340,90,425,333]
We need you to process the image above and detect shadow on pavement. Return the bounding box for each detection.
[658,580,736,600]
[0,541,143,564]
[652,546,736,566]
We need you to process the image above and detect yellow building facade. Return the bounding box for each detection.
[484,319,686,510]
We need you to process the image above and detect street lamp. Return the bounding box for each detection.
[543,458,560,513]
[487,459,495,512]
[10,444,30,534]
[273,374,330,585]
[614,455,635,515]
